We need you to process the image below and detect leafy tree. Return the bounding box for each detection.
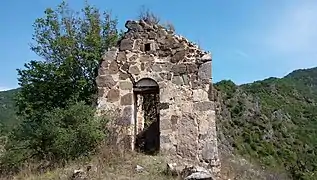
[16,1,119,118]
[0,1,118,173]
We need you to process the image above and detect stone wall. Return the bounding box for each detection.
[96,20,219,168]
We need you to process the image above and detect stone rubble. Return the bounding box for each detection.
[184,172,214,180]
[181,166,215,180]
[71,169,88,180]
[135,165,145,173]
[166,162,183,176]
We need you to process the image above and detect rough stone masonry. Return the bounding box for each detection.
[96,19,219,169]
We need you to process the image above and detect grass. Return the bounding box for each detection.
[2,146,291,180]
[219,152,289,180]
[1,145,175,180]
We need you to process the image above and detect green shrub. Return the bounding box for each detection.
[0,102,107,173]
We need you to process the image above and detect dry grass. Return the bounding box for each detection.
[1,146,176,180]
[218,152,290,180]
[2,141,291,180]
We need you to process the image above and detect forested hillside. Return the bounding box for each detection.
[215,67,317,180]
[0,89,20,134]
[2,67,317,179]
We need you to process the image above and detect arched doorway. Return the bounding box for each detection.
[133,78,160,155]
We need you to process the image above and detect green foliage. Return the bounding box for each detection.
[0,89,21,134]
[214,80,237,100]
[215,67,317,180]
[16,0,119,118]
[0,1,118,174]
[0,102,106,172]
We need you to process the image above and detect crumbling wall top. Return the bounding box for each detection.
[118,20,212,66]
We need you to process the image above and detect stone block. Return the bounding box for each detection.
[172,64,187,75]
[198,62,211,81]
[102,47,118,61]
[171,50,186,63]
[202,140,217,163]
[177,113,198,159]
[120,39,134,51]
[201,53,212,61]
[116,106,133,127]
[139,20,154,31]
[121,93,133,105]
[109,61,119,74]
[193,89,209,102]
[119,72,129,80]
[129,65,140,75]
[119,81,133,90]
[96,75,116,88]
[166,35,179,47]
[152,63,162,72]
[128,54,138,62]
[161,135,172,144]
[186,63,198,73]
[158,49,172,57]
[97,88,104,98]
[106,89,120,102]
[172,75,183,85]
[148,31,157,39]
[160,62,172,71]
[117,52,127,63]
[139,54,154,62]
[121,62,130,72]
[100,60,109,68]
[160,117,172,130]
[98,67,107,76]
[125,20,143,31]
[158,28,168,38]
[193,101,214,111]
[182,75,189,85]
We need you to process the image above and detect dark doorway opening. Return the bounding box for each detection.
[134,78,160,155]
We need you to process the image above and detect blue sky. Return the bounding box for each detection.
[1,0,317,91]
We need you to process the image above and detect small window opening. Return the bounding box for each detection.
[144,43,151,51]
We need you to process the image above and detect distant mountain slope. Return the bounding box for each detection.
[0,88,20,134]
[215,67,317,180]
[2,67,317,179]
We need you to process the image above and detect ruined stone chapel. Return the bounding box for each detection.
[96,20,219,168]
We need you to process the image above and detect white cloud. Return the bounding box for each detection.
[264,2,317,54]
